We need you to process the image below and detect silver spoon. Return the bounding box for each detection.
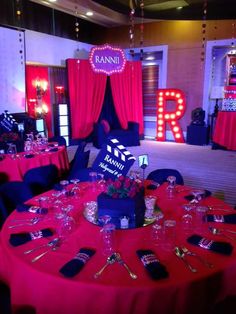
[24,238,59,255]
[8,217,41,228]
[209,227,235,241]
[31,240,60,263]
[181,246,214,268]
[94,253,116,278]
[114,252,137,280]
[174,247,197,273]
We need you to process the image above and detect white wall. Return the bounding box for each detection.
[25,30,93,66]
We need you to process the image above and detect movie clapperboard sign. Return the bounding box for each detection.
[0,111,18,132]
[92,137,136,180]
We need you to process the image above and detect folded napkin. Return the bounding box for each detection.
[24,154,35,159]
[60,248,96,278]
[16,204,48,215]
[49,147,58,152]
[9,228,53,247]
[187,234,233,255]
[206,214,236,224]
[185,189,211,202]
[136,249,169,280]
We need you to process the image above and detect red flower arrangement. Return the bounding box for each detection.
[0,132,19,142]
[106,175,142,199]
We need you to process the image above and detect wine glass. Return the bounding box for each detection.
[60,180,70,197]
[89,171,98,191]
[100,223,116,256]
[190,189,205,205]
[181,204,194,234]
[97,173,106,192]
[166,176,176,199]
[98,215,111,227]
[70,178,80,198]
[7,143,17,159]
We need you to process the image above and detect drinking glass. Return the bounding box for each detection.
[70,178,80,198]
[97,173,106,192]
[57,215,76,240]
[195,205,208,233]
[98,215,111,227]
[191,189,205,204]
[84,201,98,223]
[181,204,194,234]
[144,196,157,219]
[60,180,70,197]
[7,143,17,159]
[166,176,176,199]
[89,171,98,191]
[163,219,176,251]
[100,223,116,256]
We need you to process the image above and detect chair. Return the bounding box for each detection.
[69,141,87,169]
[0,282,11,314]
[67,167,94,182]
[23,164,59,196]
[67,150,90,181]
[48,136,66,147]
[93,120,140,148]
[147,168,184,185]
[0,181,34,225]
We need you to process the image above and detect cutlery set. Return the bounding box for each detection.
[174,246,214,272]
[94,252,137,280]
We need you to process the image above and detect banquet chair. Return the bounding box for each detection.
[23,164,59,196]
[69,141,87,169]
[67,150,90,181]
[147,168,184,185]
[0,181,34,225]
[0,282,11,314]
[48,135,66,147]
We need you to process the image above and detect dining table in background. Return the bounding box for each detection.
[213,111,236,150]
[0,145,69,182]
[0,182,236,314]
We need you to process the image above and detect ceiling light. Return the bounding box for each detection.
[48,0,57,2]
[177,6,183,10]
[86,11,93,17]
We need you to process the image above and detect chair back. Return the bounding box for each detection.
[67,150,90,181]
[48,136,66,147]
[23,164,59,196]
[147,168,184,185]
[0,181,34,223]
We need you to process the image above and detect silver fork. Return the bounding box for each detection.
[181,246,214,268]
[31,239,60,262]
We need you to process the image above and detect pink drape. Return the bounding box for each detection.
[67,59,107,139]
[110,61,144,134]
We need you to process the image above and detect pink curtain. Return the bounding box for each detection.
[67,59,107,139]
[110,61,144,134]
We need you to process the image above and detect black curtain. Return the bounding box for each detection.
[98,77,121,130]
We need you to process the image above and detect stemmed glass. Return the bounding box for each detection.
[190,189,205,205]
[166,176,176,199]
[7,143,17,159]
[56,204,76,240]
[60,180,70,197]
[97,173,106,192]
[98,215,111,227]
[181,204,194,234]
[70,178,80,198]
[89,171,98,191]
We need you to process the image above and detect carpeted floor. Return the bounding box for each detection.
[67,140,236,207]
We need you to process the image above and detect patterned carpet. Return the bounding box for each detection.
[67,140,236,207]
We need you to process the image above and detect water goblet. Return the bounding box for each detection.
[144,195,157,219]
[57,215,76,241]
[98,215,111,227]
[70,178,80,198]
[100,223,116,256]
[166,176,176,199]
[190,189,205,205]
[181,204,194,234]
[60,180,70,197]
[89,171,98,191]
[97,173,106,192]
[7,143,17,159]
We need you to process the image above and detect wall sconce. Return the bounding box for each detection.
[35,79,48,98]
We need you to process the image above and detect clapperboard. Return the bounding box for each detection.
[0,111,18,132]
[92,137,136,180]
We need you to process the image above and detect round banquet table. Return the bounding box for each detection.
[0,182,236,314]
[0,145,69,182]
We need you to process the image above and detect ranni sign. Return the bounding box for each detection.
[89,44,126,75]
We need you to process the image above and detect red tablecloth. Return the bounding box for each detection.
[0,146,69,181]
[213,111,236,150]
[0,183,236,314]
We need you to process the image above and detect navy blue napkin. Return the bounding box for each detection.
[24,154,35,159]
[9,228,53,247]
[60,248,96,277]
[16,204,48,214]
[184,189,212,202]
[146,184,158,190]
[136,249,169,280]
[187,234,233,255]
[206,214,236,224]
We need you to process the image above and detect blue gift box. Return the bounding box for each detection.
[97,190,145,229]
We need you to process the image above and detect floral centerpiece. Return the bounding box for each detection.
[106,175,142,199]
[97,175,145,229]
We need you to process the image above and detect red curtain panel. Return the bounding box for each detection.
[67,59,107,139]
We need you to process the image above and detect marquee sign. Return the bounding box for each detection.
[92,138,136,180]
[89,44,126,75]
[156,89,186,143]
